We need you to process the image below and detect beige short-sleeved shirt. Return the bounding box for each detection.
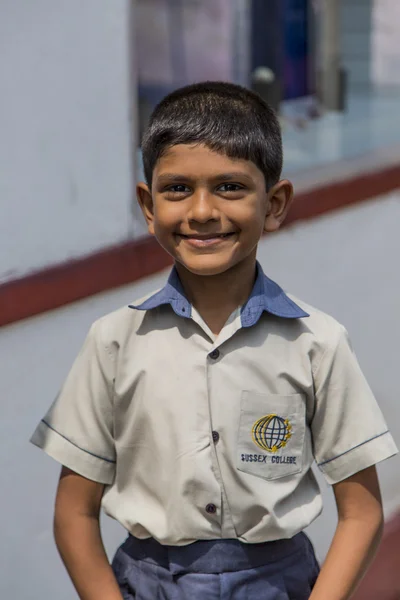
[31,263,397,545]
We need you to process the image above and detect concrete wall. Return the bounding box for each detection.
[1,190,399,598]
[0,0,136,284]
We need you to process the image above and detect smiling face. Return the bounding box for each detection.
[137,144,293,278]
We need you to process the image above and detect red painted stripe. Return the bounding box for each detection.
[286,162,400,226]
[352,512,400,600]
[1,163,400,327]
[0,236,173,327]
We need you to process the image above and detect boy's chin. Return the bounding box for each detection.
[175,256,245,278]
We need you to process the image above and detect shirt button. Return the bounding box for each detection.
[206,503,217,514]
[212,431,220,443]
[209,349,220,360]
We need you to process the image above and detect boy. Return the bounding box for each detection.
[31,82,397,599]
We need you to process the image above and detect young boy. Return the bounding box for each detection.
[31,82,397,600]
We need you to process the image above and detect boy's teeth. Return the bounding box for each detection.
[181,232,234,239]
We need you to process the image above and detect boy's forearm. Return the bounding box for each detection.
[54,513,123,600]
[309,515,383,600]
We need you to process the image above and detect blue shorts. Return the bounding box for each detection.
[112,532,320,599]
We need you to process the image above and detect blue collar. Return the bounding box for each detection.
[129,262,309,327]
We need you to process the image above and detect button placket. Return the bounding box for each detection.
[205,344,223,528]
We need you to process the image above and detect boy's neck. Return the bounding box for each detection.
[175,256,257,336]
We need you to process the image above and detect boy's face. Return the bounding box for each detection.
[137,144,293,277]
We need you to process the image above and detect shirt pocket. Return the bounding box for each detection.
[237,392,306,480]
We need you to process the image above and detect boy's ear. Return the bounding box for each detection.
[137,182,155,236]
[264,180,294,233]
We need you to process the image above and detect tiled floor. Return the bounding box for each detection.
[282,87,400,174]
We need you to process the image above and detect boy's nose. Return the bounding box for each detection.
[188,191,219,223]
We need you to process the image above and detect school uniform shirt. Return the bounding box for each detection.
[31,263,397,545]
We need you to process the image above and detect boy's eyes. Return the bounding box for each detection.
[219,183,243,193]
[166,184,190,194]
[163,183,244,195]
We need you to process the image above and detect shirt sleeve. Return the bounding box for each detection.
[311,325,397,484]
[30,319,116,484]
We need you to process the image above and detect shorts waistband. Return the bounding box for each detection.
[121,533,309,575]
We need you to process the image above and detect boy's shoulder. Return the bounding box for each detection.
[285,291,348,348]
[90,288,163,346]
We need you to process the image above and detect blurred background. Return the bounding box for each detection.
[1,1,400,598]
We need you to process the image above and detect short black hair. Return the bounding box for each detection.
[141,81,283,189]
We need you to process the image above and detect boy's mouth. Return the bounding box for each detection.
[176,231,237,247]
[177,232,236,240]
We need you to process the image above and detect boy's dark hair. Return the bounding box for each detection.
[141,81,282,189]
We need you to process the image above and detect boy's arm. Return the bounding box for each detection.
[309,465,383,600]
[54,467,123,600]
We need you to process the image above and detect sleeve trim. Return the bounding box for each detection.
[41,420,116,464]
[317,430,389,467]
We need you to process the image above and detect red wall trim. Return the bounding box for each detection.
[352,511,400,600]
[1,163,400,327]
[285,162,400,227]
[0,236,173,327]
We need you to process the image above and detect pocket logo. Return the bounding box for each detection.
[251,414,292,453]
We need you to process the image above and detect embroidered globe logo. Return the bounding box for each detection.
[252,414,292,453]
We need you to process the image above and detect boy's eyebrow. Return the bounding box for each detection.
[156,173,191,182]
[213,172,254,183]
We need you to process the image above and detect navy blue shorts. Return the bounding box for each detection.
[112,532,320,599]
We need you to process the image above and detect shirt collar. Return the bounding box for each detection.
[129,268,191,318]
[129,262,309,325]
[240,263,309,326]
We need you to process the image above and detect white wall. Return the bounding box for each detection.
[371,0,400,87]
[340,0,400,91]
[340,0,373,90]
[1,190,400,598]
[136,0,233,86]
[0,0,137,284]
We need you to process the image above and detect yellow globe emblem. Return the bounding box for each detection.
[251,414,292,453]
